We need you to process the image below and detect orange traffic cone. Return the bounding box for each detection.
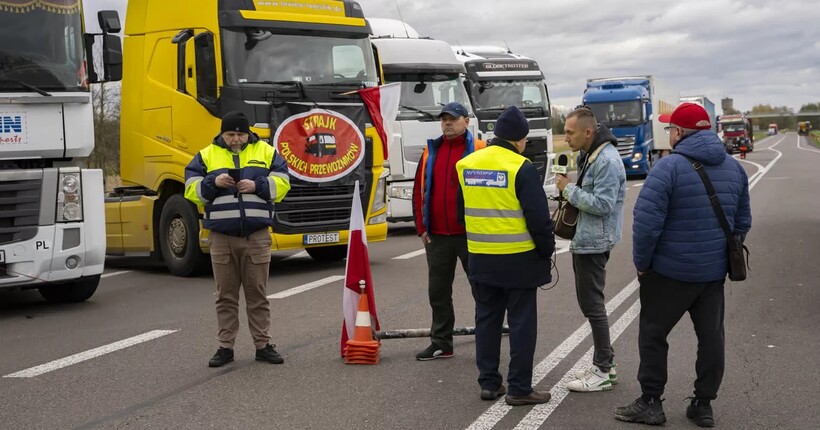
[344,282,381,365]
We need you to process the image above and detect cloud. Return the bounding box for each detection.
[358,0,820,112]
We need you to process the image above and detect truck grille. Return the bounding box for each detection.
[0,179,41,245]
[616,138,635,158]
[273,181,372,233]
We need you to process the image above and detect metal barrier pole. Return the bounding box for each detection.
[376,326,510,340]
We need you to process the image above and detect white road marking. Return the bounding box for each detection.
[3,330,178,378]
[266,275,345,299]
[632,182,644,188]
[515,300,641,429]
[796,134,820,154]
[283,251,308,261]
[393,249,426,260]
[101,271,130,279]
[466,278,639,430]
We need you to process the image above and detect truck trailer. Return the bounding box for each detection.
[583,75,680,176]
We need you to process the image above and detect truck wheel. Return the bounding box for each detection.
[159,194,208,277]
[38,275,100,303]
[306,245,348,262]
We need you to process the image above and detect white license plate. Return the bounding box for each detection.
[303,233,340,245]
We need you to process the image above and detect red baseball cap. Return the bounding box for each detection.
[658,102,712,130]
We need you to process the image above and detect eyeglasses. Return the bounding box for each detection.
[663,125,679,135]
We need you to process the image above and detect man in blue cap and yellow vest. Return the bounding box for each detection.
[456,106,555,406]
[185,111,291,368]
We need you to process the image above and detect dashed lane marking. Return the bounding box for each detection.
[3,330,178,378]
[266,275,345,299]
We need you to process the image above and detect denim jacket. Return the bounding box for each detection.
[561,126,627,254]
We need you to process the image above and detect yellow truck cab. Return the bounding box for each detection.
[105,0,388,276]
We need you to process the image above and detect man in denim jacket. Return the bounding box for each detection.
[556,107,626,392]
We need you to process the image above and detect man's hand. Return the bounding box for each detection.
[215,173,235,189]
[236,179,256,194]
[556,174,570,192]
[420,232,432,245]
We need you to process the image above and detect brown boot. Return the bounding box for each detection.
[505,390,552,406]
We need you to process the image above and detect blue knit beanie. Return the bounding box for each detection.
[494,106,529,141]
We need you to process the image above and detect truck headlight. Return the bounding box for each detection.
[57,172,83,222]
[372,176,387,212]
[388,183,413,200]
[631,152,643,162]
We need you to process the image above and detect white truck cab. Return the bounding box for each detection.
[369,19,477,223]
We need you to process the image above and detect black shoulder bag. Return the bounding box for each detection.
[680,155,750,281]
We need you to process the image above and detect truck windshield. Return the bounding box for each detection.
[221,29,379,87]
[0,2,86,92]
[384,73,471,121]
[721,123,746,132]
[471,79,548,113]
[586,101,643,126]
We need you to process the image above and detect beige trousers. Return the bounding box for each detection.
[209,229,272,349]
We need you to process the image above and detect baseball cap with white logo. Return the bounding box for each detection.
[658,102,712,130]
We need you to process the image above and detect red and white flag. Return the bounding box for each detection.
[357,82,401,159]
[341,180,380,356]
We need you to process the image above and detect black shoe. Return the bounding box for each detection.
[208,347,234,367]
[480,384,507,401]
[504,390,552,406]
[256,344,284,364]
[415,344,454,361]
[686,398,715,427]
[614,396,666,425]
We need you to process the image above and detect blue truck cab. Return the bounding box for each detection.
[583,76,678,177]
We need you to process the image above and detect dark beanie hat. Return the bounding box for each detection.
[221,111,251,134]
[493,106,529,141]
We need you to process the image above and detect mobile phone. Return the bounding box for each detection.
[228,168,240,182]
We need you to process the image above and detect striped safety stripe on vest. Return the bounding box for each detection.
[185,140,290,236]
[456,145,535,254]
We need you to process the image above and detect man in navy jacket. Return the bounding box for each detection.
[616,103,751,427]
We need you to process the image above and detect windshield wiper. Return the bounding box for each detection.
[0,79,52,96]
[477,105,508,111]
[399,105,437,121]
[239,80,306,97]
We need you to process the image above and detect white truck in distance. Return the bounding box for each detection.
[0,5,121,302]
[369,18,477,222]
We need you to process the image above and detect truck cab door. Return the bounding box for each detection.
[171,30,218,152]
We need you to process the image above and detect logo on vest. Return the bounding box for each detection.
[463,169,508,188]
[273,109,365,183]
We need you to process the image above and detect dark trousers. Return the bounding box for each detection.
[472,281,538,397]
[638,271,726,400]
[424,234,469,351]
[572,252,614,372]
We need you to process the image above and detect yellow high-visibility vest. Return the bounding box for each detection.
[456,145,535,254]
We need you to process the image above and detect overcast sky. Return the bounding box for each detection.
[87,0,819,113]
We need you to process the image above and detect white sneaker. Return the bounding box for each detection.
[574,363,618,385]
[567,366,614,392]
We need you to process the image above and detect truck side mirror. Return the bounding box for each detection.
[102,35,123,82]
[98,10,121,34]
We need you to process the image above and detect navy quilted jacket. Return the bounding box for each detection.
[632,130,751,282]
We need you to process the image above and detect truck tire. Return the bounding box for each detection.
[38,275,100,303]
[306,245,347,262]
[159,194,208,277]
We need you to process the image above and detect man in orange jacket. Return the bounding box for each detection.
[412,102,485,360]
